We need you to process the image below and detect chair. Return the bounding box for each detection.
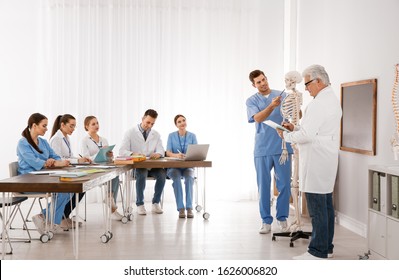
[0,195,31,254]
[8,162,51,239]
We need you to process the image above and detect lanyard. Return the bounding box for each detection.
[90,137,102,149]
[63,137,71,157]
[177,132,187,153]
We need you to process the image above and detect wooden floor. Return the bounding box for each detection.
[1,198,373,260]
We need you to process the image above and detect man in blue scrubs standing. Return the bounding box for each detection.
[246,70,292,234]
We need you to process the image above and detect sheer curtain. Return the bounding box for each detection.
[38,0,285,202]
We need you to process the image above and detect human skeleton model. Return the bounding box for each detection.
[391,64,399,160]
[280,71,303,232]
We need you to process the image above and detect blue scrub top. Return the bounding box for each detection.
[17,137,61,175]
[166,131,198,154]
[246,90,293,157]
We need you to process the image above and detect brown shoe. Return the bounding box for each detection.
[186,208,194,218]
[179,208,186,218]
[60,218,73,230]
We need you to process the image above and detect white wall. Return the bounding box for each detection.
[296,0,399,236]
[0,0,41,178]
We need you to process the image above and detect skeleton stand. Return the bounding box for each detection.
[272,84,311,246]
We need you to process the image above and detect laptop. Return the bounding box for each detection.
[175,144,210,161]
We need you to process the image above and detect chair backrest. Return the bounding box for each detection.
[9,161,18,177]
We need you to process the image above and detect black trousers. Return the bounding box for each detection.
[63,192,85,218]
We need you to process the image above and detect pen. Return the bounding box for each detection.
[279,89,285,96]
[78,154,83,158]
[177,149,182,154]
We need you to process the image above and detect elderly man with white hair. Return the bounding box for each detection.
[277,65,342,259]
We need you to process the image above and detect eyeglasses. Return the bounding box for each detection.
[304,79,317,87]
[67,124,76,129]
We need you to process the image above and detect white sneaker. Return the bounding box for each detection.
[277,220,288,232]
[152,203,163,214]
[259,223,271,234]
[32,214,46,235]
[137,205,147,215]
[293,252,324,260]
[111,210,124,221]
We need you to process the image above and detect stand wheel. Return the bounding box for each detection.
[100,234,109,243]
[203,212,210,220]
[40,233,50,243]
[48,231,54,240]
[195,205,202,212]
[290,242,294,247]
[128,214,133,221]
[107,231,113,240]
[121,216,128,224]
[272,236,276,241]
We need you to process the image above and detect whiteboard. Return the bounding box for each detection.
[340,79,377,155]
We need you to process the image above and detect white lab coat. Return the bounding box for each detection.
[49,129,79,164]
[119,125,165,157]
[284,86,342,194]
[80,135,109,161]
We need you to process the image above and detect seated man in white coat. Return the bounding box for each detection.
[119,109,166,215]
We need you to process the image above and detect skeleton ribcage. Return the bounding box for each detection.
[392,64,399,134]
[281,91,302,125]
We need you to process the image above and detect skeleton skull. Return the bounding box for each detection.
[285,71,302,90]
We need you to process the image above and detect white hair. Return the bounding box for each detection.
[302,64,330,85]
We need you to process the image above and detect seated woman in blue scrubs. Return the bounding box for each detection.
[17,113,71,235]
[165,114,198,218]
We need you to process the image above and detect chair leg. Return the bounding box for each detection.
[4,204,32,243]
[84,193,87,222]
[24,197,38,222]
[162,191,165,209]
[0,212,14,254]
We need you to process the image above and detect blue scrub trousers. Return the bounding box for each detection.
[43,193,71,225]
[167,168,194,211]
[255,154,291,224]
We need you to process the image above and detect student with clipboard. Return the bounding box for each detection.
[80,116,123,220]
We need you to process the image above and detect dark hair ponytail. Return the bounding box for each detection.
[51,114,76,138]
[21,113,47,154]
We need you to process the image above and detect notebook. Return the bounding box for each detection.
[94,144,115,163]
[172,144,210,161]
